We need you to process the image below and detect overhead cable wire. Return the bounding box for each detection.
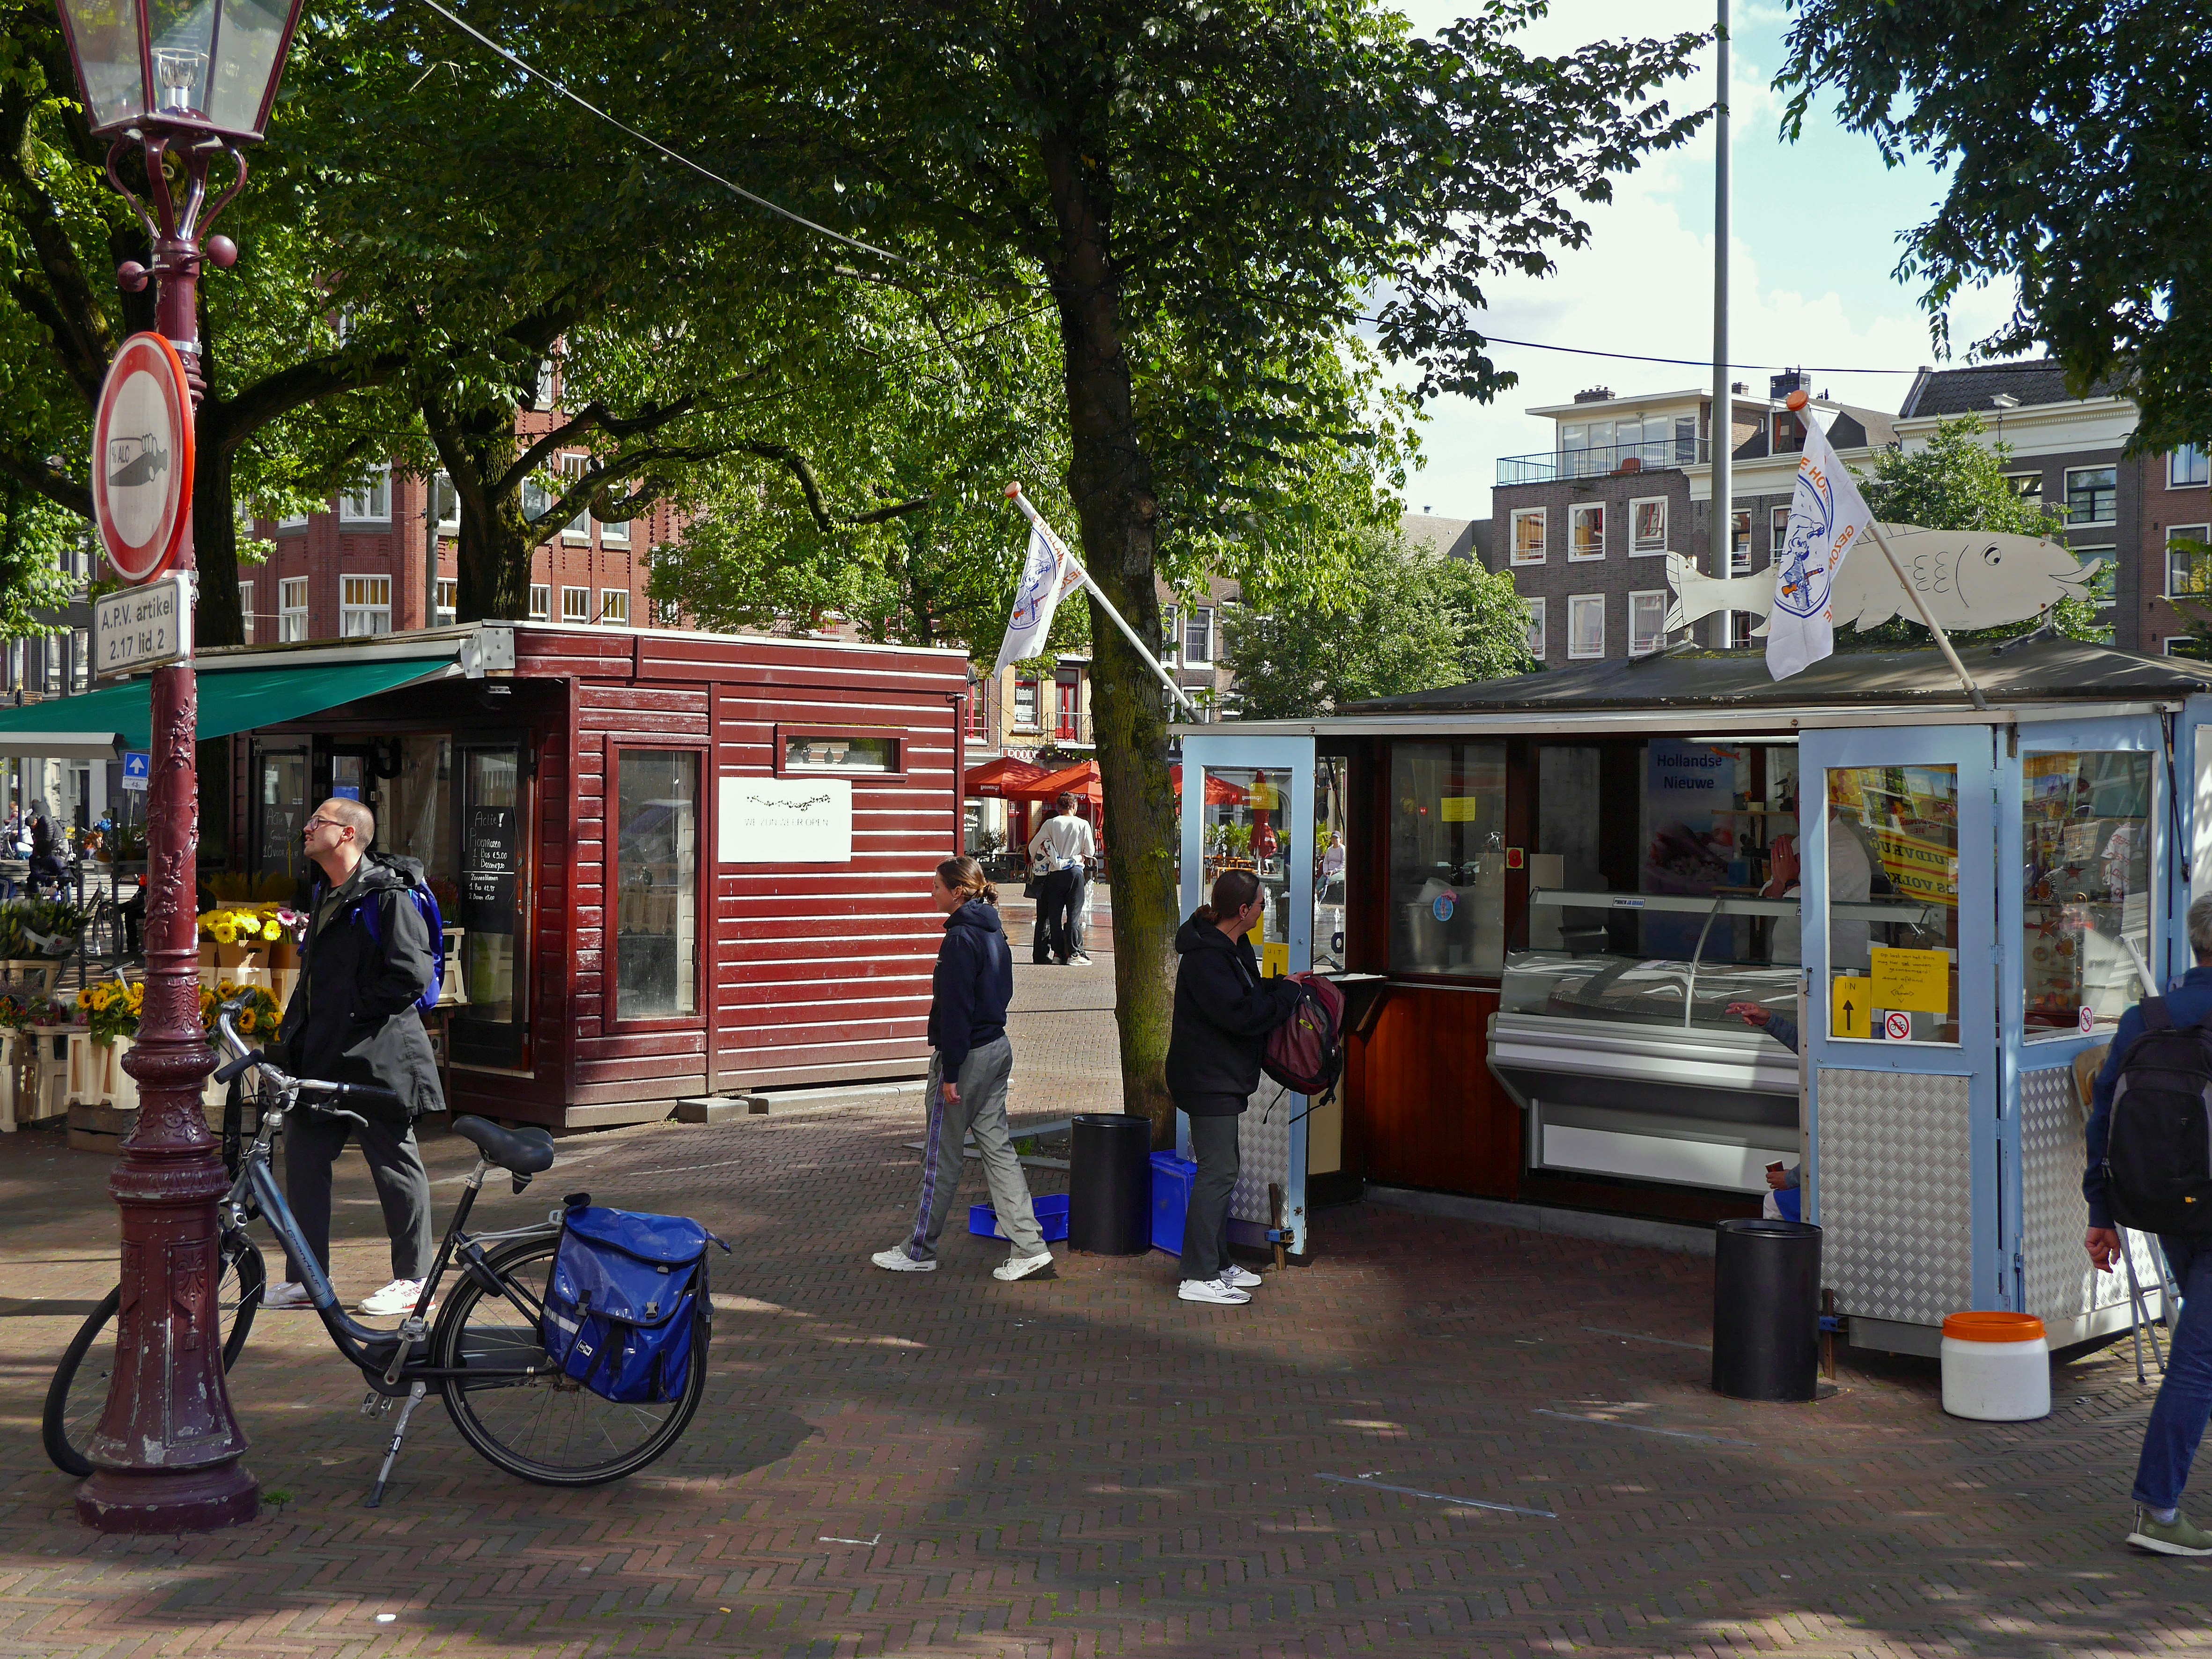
[1358,315,1922,376]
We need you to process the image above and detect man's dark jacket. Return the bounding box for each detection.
[276,853,444,1120]
[928,898,1012,1077]
[1165,913,1299,1112]
[2086,965,2212,1228]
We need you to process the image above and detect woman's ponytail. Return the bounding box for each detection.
[936,855,999,907]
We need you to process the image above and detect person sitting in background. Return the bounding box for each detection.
[1727,1000,1802,1220]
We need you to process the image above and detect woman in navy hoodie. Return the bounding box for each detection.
[1165,869,1301,1305]
[873,857,1054,1281]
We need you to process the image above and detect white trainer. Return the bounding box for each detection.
[358,1279,428,1317]
[263,1280,314,1311]
[994,1252,1054,1282]
[871,1247,938,1272]
[1220,1264,1262,1290]
[1179,1277,1250,1305]
[1069,952,1094,966]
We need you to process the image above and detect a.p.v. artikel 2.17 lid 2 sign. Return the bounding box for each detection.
[91,333,195,584]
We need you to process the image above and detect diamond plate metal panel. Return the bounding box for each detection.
[1233,1084,1293,1226]
[2021,1060,2160,1323]
[1820,1068,1972,1327]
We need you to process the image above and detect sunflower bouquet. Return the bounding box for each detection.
[200,981,282,1042]
[77,977,145,1046]
[199,907,292,949]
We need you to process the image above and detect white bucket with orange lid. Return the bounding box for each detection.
[1940,1311,2050,1421]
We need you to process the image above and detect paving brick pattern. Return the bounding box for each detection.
[3,953,2210,1656]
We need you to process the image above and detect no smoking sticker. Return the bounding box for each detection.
[2079,1005,2095,1035]
[1883,1010,1912,1041]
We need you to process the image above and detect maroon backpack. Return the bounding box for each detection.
[1262,972,1346,1095]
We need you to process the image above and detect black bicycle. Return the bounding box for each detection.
[44,1004,711,1502]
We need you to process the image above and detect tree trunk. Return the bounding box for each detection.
[1041,131,1180,1145]
[429,406,535,622]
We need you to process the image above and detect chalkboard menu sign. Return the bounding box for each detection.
[462,805,517,934]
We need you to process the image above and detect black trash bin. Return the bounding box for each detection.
[1711,1218,1821,1401]
[1068,1113,1152,1254]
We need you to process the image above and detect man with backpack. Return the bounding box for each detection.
[263,796,447,1318]
[2087,893,2212,1555]
[1027,792,1096,966]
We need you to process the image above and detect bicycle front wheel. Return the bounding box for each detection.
[433,1236,708,1488]
[42,1232,265,1478]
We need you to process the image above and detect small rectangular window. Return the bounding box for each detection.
[1510,508,1546,564]
[1628,590,1666,655]
[280,576,309,641]
[1524,595,1546,661]
[561,455,591,541]
[1569,503,1605,560]
[339,573,391,637]
[2005,470,2044,501]
[2173,446,2211,489]
[1771,505,1792,566]
[1630,498,1666,553]
[614,749,698,1019]
[1161,604,1178,652]
[2166,527,2212,597]
[781,730,900,773]
[2067,465,2117,526]
[71,629,88,693]
[338,465,390,522]
[562,586,590,622]
[431,472,459,529]
[529,584,551,620]
[1567,594,1604,659]
[1826,763,1961,1044]
[1013,678,1039,729]
[238,581,255,643]
[435,578,457,626]
[1184,607,1214,664]
[1731,509,1751,573]
[599,589,629,624]
[600,515,630,545]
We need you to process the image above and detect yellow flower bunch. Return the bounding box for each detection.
[198,907,295,949]
[85,977,141,1045]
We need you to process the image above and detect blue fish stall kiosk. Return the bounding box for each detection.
[1175,636,2212,1354]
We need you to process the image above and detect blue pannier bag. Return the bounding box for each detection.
[541,1205,714,1403]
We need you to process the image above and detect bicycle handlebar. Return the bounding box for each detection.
[213,1003,403,1116]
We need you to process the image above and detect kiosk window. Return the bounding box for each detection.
[615,751,699,1019]
[384,736,452,886]
[1388,740,1505,976]
[2022,750,2151,1036]
[1825,764,1960,1044]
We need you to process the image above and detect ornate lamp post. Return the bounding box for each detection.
[53,0,307,1534]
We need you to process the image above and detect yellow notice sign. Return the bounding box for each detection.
[1831,975,1872,1040]
[1440,795,1483,823]
[1873,946,1950,1014]
[1262,941,1290,979]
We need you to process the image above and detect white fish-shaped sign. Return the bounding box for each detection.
[1666,527,2102,638]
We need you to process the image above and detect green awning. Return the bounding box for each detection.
[0,655,457,758]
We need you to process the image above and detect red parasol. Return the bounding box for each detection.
[1170,765,1248,807]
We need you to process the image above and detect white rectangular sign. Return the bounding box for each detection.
[718,775,852,863]
[94,572,192,677]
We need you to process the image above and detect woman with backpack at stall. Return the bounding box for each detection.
[1166,869,1302,1306]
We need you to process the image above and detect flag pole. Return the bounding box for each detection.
[1784,392,1987,711]
[1006,484,1197,715]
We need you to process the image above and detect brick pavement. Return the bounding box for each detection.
[3,951,2212,1657]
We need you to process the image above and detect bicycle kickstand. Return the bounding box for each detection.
[365,1381,428,1509]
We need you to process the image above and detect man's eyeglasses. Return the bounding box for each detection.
[302,816,349,835]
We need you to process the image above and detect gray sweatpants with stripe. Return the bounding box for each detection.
[906,1035,1046,1261]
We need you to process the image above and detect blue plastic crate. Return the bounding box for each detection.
[1150,1150,1197,1256]
[968,1194,1071,1243]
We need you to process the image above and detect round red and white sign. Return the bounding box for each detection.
[2079,1004,2096,1035]
[91,332,194,584]
[1883,1010,1912,1041]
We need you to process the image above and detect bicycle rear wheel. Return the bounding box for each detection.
[42,1232,265,1478]
[433,1236,708,1488]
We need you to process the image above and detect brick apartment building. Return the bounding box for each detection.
[2147,441,2212,655]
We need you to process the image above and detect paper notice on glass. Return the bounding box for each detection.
[1872,946,1949,1014]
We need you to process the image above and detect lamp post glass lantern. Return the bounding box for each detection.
[54,0,304,1538]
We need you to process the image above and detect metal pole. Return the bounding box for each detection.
[1710,0,1732,647]
[426,473,441,628]
[1004,486,1195,715]
[77,142,255,1534]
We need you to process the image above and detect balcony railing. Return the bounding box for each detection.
[1498,437,1709,487]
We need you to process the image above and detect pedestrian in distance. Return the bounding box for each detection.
[1027,791,1096,966]
[2086,892,2212,1555]
[1165,868,1301,1305]
[874,856,1054,1282]
[25,798,64,896]
[263,797,447,1319]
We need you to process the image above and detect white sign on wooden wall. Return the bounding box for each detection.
[718,776,853,863]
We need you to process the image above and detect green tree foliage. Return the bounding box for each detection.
[1224,529,1532,719]
[1850,414,2103,647]
[1777,0,2212,454]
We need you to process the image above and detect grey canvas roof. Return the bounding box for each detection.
[1898,360,2128,419]
[1345,635,2212,715]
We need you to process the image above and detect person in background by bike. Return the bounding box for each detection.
[25,799,63,896]
[263,797,445,1318]
[1027,791,1096,966]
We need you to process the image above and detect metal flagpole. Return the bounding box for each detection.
[1005,485,1196,715]
[1711,0,1732,644]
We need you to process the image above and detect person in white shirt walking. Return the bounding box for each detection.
[1027,792,1096,966]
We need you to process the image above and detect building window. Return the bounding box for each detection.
[2167,637,2207,659]
[1728,611,1755,649]
[2066,465,2117,526]
[435,578,457,626]
[1569,503,1605,560]
[1731,509,1752,574]
[1628,591,1666,656]
[1510,508,1546,564]
[71,629,88,693]
[340,574,391,636]
[651,595,681,628]
[1630,498,1667,554]
[529,584,551,620]
[1524,596,1545,661]
[1770,505,1792,567]
[2167,527,2212,597]
[2005,470,2044,501]
[1183,607,1213,664]
[1567,594,1604,659]
[238,581,255,643]
[1013,678,1040,730]
[431,472,459,529]
[1055,676,1081,741]
[614,749,699,1019]
[1771,409,1806,454]
[1388,739,1507,975]
[561,455,591,541]
[782,730,900,773]
[338,464,390,522]
[600,589,629,624]
[1160,604,1178,657]
[2174,447,2211,489]
[965,679,988,737]
[1827,763,1961,1044]
[277,505,309,530]
[43,635,59,697]
[561,586,590,622]
[280,577,309,641]
[2021,750,2151,1035]
[600,514,630,546]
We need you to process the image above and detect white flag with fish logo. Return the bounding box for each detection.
[994,520,1083,674]
[1767,407,1875,680]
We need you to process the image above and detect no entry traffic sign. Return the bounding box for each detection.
[91,333,194,584]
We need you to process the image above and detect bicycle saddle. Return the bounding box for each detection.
[452,1115,556,1174]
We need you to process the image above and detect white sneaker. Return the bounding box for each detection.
[263,1280,314,1311]
[1069,952,1094,966]
[871,1247,937,1272]
[994,1252,1054,1282]
[1179,1277,1250,1305]
[1220,1264,1262,1290]
[358,1279,428,1316]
